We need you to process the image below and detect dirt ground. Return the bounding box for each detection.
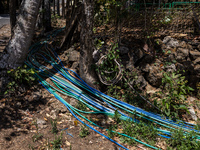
[0,25,142,150]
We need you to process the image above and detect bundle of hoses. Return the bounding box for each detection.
[25,29,200,150]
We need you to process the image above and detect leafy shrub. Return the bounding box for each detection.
[4,65,37,95]
[155,71,194,119]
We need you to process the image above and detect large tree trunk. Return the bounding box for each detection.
[79,0,99,89]
[9,0,16,36]
[0,0,42,69]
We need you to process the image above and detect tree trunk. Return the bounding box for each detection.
[9,0,16,36]
[53,0,55,16]
[56,0,60,16]
[0,1,4,14]
[17,0,22,8]
[43,0,51,32]
[0,0,42,69]
[7,0,9,11]
[62,0,65,17]
[79,0,99,89]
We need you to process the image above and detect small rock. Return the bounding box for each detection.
[134,75,147,89]
[68,50,80,62]
[37,118,46,125]
[89,141,93,144]
[32,92,42,101]
[165,64,176,72]
[189,50,200,60]
[45,107,50,112]
[46,113,50,118]
[16,102,21,107]
[194,58,200,65]
[70,98,77,107]
[17,128,22,131]
[179,41,187,48]
[187,97,196,103]
[39,124,48,129]
[141,64,150,72]
[145,65,163,87]
[59,113,70,120]
[65,140,71,146]
[194,65,200,77]
[163,36,179,49]
[50,110,57,119]
[119,46,129,55]
[176,47,189,62]
[188,106,197,121]
[167,53,176,62]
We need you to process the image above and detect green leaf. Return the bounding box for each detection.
[179,95,185,100]
[165,109,170,116]
[188,87,194,91]
[166,103,169,110]
[178,105,188,111]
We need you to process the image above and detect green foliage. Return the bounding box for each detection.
[32,133,43,142]
[28,144,35,150]
[120,119,158,146]
[94,0,128,25]
[32,120,43,143]
[50,132,63,150]
[7,65,36,84]
[106,71,144,108]
[94,38,104,50]
[98,42,120,82]
[51,14,61,24]
[113,110,121,124]
[76,101,87,111]
[155,71,194,118]
[51,119,58,134]
[167,129,200,150]
[107,125,116,138]
[79,124,90,138]
[107,84,122,99]
[4,65,37,95]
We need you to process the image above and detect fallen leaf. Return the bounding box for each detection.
[74,120,78,126]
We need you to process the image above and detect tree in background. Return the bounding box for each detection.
[56,0,60,16]
[0,1,5,14]
[43,0,52,32]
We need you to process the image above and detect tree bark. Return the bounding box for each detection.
[56,0,60,16]
[62,0,65,17]
[79,0,99,89]
[53,0,56,16]
[17,0,22,8]
[9,0,17,36]
[0,1,4,14]
[43,0,52,32]
[0,0,42,69]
